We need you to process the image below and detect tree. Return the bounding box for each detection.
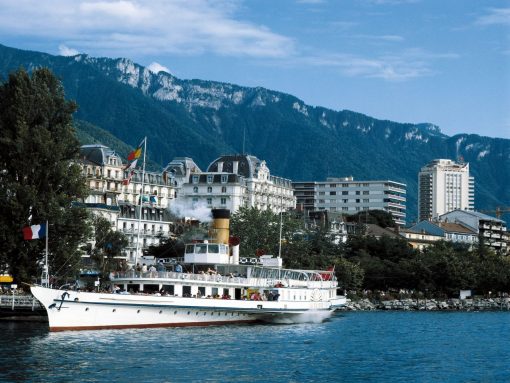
[346,210,396,228]
[90,216,128,279]
[0,68,90,283]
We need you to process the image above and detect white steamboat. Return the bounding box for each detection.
[31,209,346,331]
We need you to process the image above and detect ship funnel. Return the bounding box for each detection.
[210,209,230,245]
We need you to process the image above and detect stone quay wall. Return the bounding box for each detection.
[341,297,510,311]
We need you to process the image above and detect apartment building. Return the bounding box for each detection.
[293,177,406,226]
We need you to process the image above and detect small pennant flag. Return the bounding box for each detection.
[127,139,144,161]
[124,158,138,171]
[22,224,46,240]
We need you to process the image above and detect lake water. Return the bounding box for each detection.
[1,311,509,382]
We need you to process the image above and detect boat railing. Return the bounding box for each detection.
[112,271,252,285]
[112,270,338,289]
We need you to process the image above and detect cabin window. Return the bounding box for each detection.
[208,244,219,253]
[196,244,207,253]
[162,285,174,295]
[185,245,195,253]
[182,286,191,297]
[143,284,159,293]
[212,287,218,297]
[198,286,206,296]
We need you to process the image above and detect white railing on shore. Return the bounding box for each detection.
[0,295,43,310]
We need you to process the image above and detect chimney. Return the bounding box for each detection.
[217,161,223,172]
[233,161,239,174]
[209,209,230,245]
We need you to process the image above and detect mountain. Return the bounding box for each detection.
[1,43,509,223]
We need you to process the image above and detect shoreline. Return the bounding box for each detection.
[340,297,510,311]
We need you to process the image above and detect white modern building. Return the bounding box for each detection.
[418,159,474,221]
[293,177,407,226]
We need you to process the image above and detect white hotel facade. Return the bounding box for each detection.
[176,154,295,213]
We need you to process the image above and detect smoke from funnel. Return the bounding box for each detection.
[169,200,213,223]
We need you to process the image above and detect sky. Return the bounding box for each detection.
[0,0,509,138]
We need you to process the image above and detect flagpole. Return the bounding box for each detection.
[134,137,147,269]
[44,220,49,287]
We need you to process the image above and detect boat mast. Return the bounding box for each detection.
[134,137,147,268]
[43,220,49,287]
[278,195,283,259]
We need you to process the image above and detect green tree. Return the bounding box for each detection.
[90,216,128,279]
[0,68,90,283]
[346,210,396,228]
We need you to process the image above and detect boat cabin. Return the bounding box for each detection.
[184,241,230,264]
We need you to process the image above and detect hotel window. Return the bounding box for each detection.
[193,186,198,193]
[207,198,212,205]
[207,186,212,193]
[221,186,227,193]
[192,175,199,184]
[221,175,228,183]
[342,191,348,195]
[220,197,227,205]
[207,175,214,184]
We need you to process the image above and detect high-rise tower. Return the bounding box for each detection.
[418,159,474,221]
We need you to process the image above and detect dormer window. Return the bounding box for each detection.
[221,175,228,184]
[192,175,199,184]
[207,175,213,184]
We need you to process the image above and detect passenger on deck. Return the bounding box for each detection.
[175,264,183,273]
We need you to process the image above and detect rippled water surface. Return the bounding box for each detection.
[1,311,509,382]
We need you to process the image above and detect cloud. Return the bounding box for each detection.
[0,0,295,59]
[58,44,80,56]
[300,48,458,81]
[296,0,325,4]
[368,0,420,4]
[354,34,405,42]
[147,62,171,74]
[475,8,510,26]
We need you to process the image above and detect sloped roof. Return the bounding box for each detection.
[440,209,504,223]
[207,154,262,178]
[80,145,121,166]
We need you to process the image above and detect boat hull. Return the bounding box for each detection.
[31,286,345,331]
